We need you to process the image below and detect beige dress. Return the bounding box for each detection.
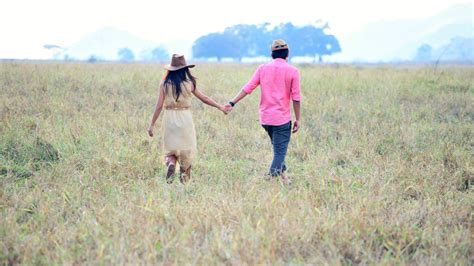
[161,81,197,169]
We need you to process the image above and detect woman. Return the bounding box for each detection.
[148,54,227,184]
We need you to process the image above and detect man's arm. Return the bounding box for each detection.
[291,69,301,133]
[292,100,300,133]
[225,66,261,112]
[230,90,248,104]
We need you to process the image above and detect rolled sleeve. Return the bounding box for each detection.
[290,69,301,101]
[242,65,262,94]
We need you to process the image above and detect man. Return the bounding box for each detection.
[225,39,301,186]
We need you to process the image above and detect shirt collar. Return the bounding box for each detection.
[273,58,287,64]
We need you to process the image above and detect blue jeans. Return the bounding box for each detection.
[262,121,292,176]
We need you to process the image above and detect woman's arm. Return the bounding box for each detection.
[192,88,227,114]
[148,84,165,137]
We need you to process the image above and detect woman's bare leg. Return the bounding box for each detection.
[179,165,192,184]
[165,155,177,183]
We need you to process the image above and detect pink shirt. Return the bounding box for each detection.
[242,58,301,126]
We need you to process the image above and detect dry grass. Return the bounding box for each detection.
[0,62,473,265]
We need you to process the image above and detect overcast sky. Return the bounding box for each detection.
[0,0,470,59]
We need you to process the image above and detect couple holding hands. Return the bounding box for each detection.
[148,39,301,185]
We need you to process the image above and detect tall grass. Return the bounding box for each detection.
[1,62,472,264]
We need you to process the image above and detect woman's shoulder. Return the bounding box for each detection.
[183,80,196,91]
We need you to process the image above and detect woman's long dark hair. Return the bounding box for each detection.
[163,67,196,101]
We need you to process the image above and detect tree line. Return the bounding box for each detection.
[192,23,341,62]
[414,37,473,62]
[115,47,169,62]
[48,22,342,62]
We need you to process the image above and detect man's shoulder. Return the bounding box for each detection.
[286,63,299,74]
[286,62,299,70]
[262,61,297,68]
[260,61,299,74]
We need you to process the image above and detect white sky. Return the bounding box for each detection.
[0,0,470,59]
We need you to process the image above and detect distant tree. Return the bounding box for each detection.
[270,23,341,62]
[437,37,474,62]
[150,47,169,61]
[222,24,271,58]
[43,44,65,60]
[193,32,240,61]
[192,34,215,59]
[87,55,98,63]
[63,54,72,61]
[118,47,135,62]
[192,22,341,62]
[319,35,341,61]
[140,47,169,61]
[415,44,432,61]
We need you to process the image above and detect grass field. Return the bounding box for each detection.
[1,62,473,265]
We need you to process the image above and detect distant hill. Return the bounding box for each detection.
[62,27,193,61]
[64,27,157,60]
[331,3,473,62]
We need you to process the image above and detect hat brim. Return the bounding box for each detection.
[271,46,289,51]
[164,64,195,71]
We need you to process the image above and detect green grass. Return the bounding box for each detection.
[1,62,473,264]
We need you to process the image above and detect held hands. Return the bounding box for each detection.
[218,103,233,115]
[218,105,229,115]
[223,103,233,113]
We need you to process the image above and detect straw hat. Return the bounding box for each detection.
[271,39,290,51]
[164,54,195,71]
